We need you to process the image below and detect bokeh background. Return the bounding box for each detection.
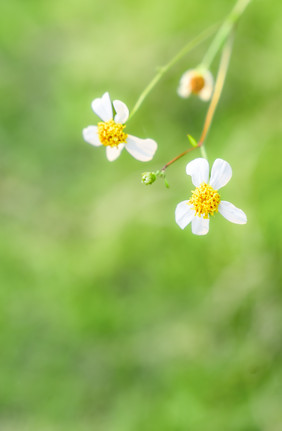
[1,0,282,429]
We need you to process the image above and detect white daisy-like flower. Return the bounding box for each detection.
[82,92,158,162]
[175,158,247,236]
[177,68,214,101]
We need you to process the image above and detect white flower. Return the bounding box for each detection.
[175,158,247,235]
[177,69,214,101]
[82,92,158,162]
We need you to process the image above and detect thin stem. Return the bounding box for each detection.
[128,24,217,121]
[200,145,208,159]
[201,0,251,69]
[161,147,196,172]
[161,33,234,172]
[198,33,233,146]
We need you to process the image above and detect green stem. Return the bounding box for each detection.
[161,32,234,173]
[200,145,208,159]
[201,0,251,69]
[128,24,217,121]
[198,33,233,147]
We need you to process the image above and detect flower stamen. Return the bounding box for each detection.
[190,75,205,94]
[98,119,128,147]
[188,182,220,218]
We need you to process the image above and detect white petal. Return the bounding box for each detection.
[177,85,191,98]
[91,92,113,122]
[175,201,195,229]
[82,126,102,146]
[106,144,124,161]
[113,100,129,124]
[126,135,157,162]
[186,158,209,186]
[191,215,210,235]
[177,70,193,98]
[198,70,214,101]
[209,159,232,190]
[218,201,247,224]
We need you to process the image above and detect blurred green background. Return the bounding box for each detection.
[1,0,282,429]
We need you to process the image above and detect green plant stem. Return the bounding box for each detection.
[129,0,251,122]
[161,33,234,173]
[128,25,217,121]
[200,145,208,159]
[198,33,233,146]
[201,0,251,69]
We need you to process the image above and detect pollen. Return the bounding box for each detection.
[97,119,128,147]
[188,183,220,219]
[190,74,205,94]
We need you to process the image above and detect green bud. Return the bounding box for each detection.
[141,171,157,185]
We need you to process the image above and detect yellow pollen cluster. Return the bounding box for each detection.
[190,75,205,94]
[97,119,128,147]
[188,182,220,219]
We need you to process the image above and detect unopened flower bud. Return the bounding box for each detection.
[141,171,157,185]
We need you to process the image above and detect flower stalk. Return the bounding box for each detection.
[201,0,252,69]
[198,32,233,147]
[160,31,234,173]
[128,25,217,121]
[130,0,251,122]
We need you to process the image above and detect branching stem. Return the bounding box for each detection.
[161,33,234,172]
[128,25,217,121]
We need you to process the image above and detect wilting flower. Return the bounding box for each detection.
[83,92,157,162]
[177,69,213,101]
[175,158,247,235]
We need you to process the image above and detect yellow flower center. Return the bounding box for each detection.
[97,119,128,147]
[190,75,205,94]
[188,183,220,219]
